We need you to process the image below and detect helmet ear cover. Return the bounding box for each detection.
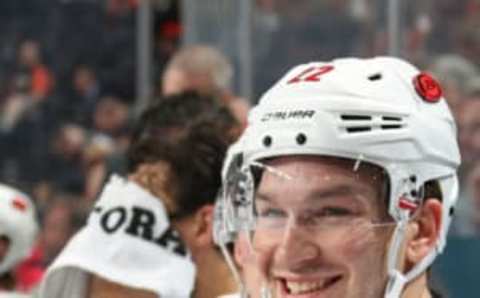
[0,184,38,274]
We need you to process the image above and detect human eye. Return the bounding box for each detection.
[255,206,287,229]
[302,206,356,224]
[258,207,287,218]
[321,206,354,217]
[300,206,356,227]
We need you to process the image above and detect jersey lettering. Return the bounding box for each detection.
[100,207,127,233]
[93,205,187,256]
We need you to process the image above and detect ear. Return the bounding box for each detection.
[192,205,214,248]
[405,198,442,267]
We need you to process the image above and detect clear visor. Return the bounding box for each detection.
[224,155,398,254]
[220,155,433,298]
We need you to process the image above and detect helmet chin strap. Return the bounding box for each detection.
[384,212,439,298]
[218,243,249,298]
[219,242,274,298]
[218,237,274,298]
[384,216,409,298]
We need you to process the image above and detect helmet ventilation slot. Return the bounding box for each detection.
[346,126,372,133]
[341,115,372,121]
[340,114,405,134]
[381,124,402,130]
[382,116,402,122]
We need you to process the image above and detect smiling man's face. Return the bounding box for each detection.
[246,155,393,298]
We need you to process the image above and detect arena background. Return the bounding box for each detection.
[0,0,479,296]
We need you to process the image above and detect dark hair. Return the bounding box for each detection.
[127,91,240,217]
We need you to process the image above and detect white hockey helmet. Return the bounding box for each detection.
[223,57,460,298]
[0,183,38,274]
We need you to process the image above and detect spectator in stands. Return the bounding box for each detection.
[153,19,182,77]
[161,45,250,128]
[106,0,138,18]
[454,160,480,236]
[13,40,54,101]
[46,124,87,195]
[458,100,480,165]
[92,96,130,138]
[1,40,56,135]
[467,162,480,235]
[0,80,58,185]
[60,64,101,128]
[465,75,480,98]
[457,17,480,68]
[428,54,479,117]
[83,96,131,201]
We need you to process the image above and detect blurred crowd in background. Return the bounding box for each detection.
[0,0,480,291]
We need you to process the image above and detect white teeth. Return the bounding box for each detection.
[285,280,326,295]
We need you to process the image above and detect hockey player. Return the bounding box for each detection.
[216,57,460,298]
[38,91,239,298]
[0,184,38,298]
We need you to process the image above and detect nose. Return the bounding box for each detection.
[277,219,320,269]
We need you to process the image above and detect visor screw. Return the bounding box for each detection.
[296,133,307,145]
[263,136,272,147]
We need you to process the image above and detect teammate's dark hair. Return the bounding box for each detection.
[127,91,240,218]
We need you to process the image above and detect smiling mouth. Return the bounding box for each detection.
[280,275,342,296]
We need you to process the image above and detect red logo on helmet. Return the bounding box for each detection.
[413,73,442,103]
[12,197,27,212]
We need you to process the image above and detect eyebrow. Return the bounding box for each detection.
[256,184,371,204]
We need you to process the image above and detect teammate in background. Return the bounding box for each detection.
[38,91,240,298]
[0,183,39,298]
[127,90,241,298]
[216,57,460,298]
[161,45,250,128]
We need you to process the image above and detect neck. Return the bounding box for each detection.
[401,273,432,298]
[88,275,156,298]
[193,248,237,298]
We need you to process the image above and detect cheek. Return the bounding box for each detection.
[336,227,389,266]
[241,261,264,296]
[333,229,390,296]
[235,235,251,263]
